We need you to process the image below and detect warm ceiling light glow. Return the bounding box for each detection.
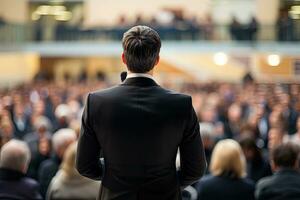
[267,54,281,67]
[50,5,66,15]
[55,11,72,21]
[213,52,228,66]
[289,10,300,15]
[291,5,300,11]
[31,12,40,20]
[36,5,51,15]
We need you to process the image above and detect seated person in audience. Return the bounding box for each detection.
[0,139,42,199]
[199,122,218,169]
[38,128,77,198]
[11,102,32,139]
[239,136,272,183]
[46,142,100,200]
[24,116,52,179]
[195,139,255,200]
[0,115,14,146]
[268,126,285,151]
[255,142,300,200]
[285,116,300,145]
[223,104,243,139]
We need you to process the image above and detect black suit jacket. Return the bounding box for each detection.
[255,169,300,200]
[76,77,206,200]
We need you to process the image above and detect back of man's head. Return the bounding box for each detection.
[0,140,31,173]
[272,142,300,170]
[122,25,161,73]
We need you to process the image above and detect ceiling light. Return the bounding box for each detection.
[213,52,228,66]
[267,54,281,67]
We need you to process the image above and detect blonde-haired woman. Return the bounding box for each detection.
[195,139,255,200]
[46,142,100,200]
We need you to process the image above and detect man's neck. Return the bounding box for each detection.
[128,70,153,76]
[126,71,154,80]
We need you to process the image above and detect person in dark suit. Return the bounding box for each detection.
[0,139,42,199]
[11,103,32,139]
[255,142,300,200]
[76,25,206,200]
[195,139,255,200]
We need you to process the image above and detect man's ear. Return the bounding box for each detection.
[122,53,127,65]
[155,55,160,66]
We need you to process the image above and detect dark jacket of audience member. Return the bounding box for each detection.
[195,139,255,200]
[39,155,61,198]
[0,168,41,200]
[255,143,300,200]
[0,140,42,199]
[196,174,255,200]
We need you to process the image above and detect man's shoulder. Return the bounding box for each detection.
[39,158,59,173]
[89,85,121,97]
[89,85,192,101]
[256,175,276,190]
[19,176,40,188]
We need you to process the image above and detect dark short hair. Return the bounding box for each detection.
[272,143,300,168]
[122,25,161,73]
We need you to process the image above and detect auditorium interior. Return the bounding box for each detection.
[0,0,300,200]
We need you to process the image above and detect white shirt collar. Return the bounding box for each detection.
[126,73,155,80]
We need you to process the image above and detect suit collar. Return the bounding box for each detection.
[121,77,159,87]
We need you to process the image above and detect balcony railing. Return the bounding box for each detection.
[0,23,299,44]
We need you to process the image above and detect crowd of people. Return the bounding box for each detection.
[0,76,299,200]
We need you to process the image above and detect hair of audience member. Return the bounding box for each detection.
[34,115,52,132]
[239,135,262,163]
[61,142,78,178]
[55,104,72,120]
[52,128,77,158]
[0,139,31,173]
[200,122,216,140]
[271,142,300,169]
[210,139,246,179]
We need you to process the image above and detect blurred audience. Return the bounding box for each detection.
[0,77,299,199]
[268,127,285,151]
[25,116,52,179]
[38,128,77,198]
[239,136,272,183]
[46,142,100,200]
[255,143,300,200]
[199,122,218,168]
[285,116,300,144]
[0,140,42,199]
[195,139,255,200]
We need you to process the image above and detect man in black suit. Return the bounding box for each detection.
[76,25,206,200]
[255,142,300,200]
[0,140,42,199]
